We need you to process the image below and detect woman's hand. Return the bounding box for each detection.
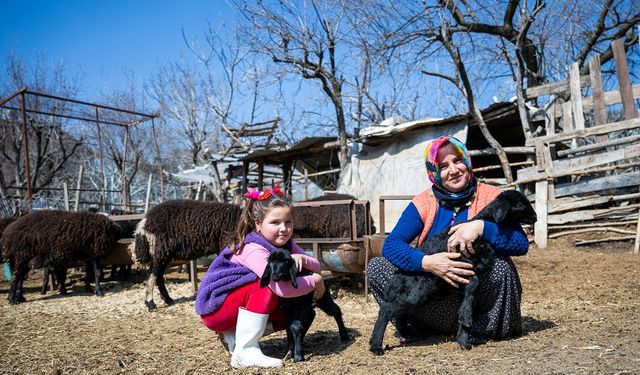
[447,220,484,257]
[422,253,475,288]
[291,253,307,271]
[312,273,326,300]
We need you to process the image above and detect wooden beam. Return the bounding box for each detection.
[526,74,590,98]
[552,172,640,198]
[525,117,640,146]
[518,143,640,181]
[534,180,548,249]
[570,62,586,131]
[612,38,638,120]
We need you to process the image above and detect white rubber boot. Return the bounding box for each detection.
[217,330,235,354]
[230,309,283,368]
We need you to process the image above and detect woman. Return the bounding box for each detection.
[367,136,529,345]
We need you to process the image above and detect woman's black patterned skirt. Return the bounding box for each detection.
[366,256,523,341]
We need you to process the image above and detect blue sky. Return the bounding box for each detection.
[0,0,231,99]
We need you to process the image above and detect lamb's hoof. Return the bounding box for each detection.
[95,290,105,297]
[164,298,175,306]
[340,331,354,342]
[369,346,385,356]
[40,290,47,295]
[146,300,157,311]
[8,297,25,305]
[458,341,472,350]
[468,335,488,346]
[293,354,305,362]
[59,289,68,296]
[16,295,26,303]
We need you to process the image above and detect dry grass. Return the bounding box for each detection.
[1,236,639,374]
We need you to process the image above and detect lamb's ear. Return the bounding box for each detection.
[492,199,511,223]
[260,264,271,288]
[289,262,298,289]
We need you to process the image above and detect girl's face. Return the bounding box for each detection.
[437,143,470,193]
[255,206,294,247]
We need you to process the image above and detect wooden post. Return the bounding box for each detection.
[190,259,198,292]
[634,207,640,254]
[589,55,607,144]
[257,161,264,190]
[195,181,203,200]
[144,173,153,212]
[303,168,309,201]
[612,39,638,120]
[534,180,548,249]
[379,198,386,234]
[73,165,83,212]
[62,181,70,211]
[569,62,585,131]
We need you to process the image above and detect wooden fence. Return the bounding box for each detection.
[515,37,640,252]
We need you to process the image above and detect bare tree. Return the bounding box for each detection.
[147,60,215,168]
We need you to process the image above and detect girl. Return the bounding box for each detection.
[195,183,325,368]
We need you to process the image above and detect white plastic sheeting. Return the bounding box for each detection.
[337,120,468,233]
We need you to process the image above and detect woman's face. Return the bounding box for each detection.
[255,206,294,247]
[436,143,470,193]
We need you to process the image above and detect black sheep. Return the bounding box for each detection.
[2,210,124,304]
[369,190,537,354]
[260,249,352,362]
[134,199,242,310]
[294,194,376,239]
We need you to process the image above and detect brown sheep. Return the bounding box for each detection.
[2,210,124,304]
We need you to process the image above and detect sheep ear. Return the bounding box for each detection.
[260,265,271,288]
[492,200,510,223]
[289,263,298,289]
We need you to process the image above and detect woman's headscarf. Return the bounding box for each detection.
[424,136,477,207]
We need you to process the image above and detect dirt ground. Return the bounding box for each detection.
[1,236,639,375]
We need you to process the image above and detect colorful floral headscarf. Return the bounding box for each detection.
[424,136,473,189]
[424,136,476,206]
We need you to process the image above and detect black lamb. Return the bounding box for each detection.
[2,210,124,304]
[369,190,537,354]
[260,249,352,362]
[134,199,242,310]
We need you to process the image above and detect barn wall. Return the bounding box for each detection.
[337,120,468,232]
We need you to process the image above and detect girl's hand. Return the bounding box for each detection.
[291,253,307,271]
[421,253,475,288]
[447,220,484,257]
[312,273,326,300]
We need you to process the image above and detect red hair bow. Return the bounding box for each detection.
[243,182,285,201]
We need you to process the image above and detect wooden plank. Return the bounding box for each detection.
[549,192,640,213]
[553,171,640,198]
[589,55,607,143]
[556,134,640,157]
[525,117,640,146]
[570,62,586,130]
[561,101,573,133]
[513,161,640,186]
[545,101,556,136]
[550,84,640,117]
[526,74,590,98]
[534,180,548,249]
[635,206,640,254]
[108,213,145,221]
[612,39,638,120]
[518,143,640,181]
[549,207,639,225]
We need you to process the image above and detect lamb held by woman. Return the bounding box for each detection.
[369,190,537,354]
